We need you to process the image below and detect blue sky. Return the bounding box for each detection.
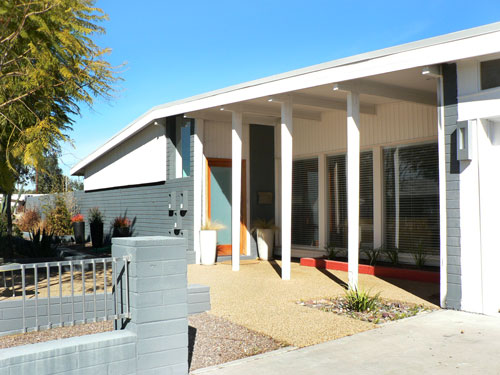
[61,0,500,177]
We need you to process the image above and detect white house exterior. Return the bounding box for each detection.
[71,23,500,316]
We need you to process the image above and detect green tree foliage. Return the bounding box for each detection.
[68,178,83,191]
[37,152,63,193]
[46,194,71,236]
[0,0,120,257]
[0,0,119,191]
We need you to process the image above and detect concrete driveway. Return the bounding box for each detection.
[192,310,500,375]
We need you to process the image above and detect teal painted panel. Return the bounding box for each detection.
[210,166,231,245]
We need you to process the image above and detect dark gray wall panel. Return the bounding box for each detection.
[249,125,275,257]
[443,63,461,310]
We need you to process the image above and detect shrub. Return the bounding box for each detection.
[383,247,399,266]
[46,196,72,236]
[30,224,57,258]
[200,219,225,231]
[16,209,41,233]
[325,245,345,260]
[88,207,103,224]
[112,215,131,229]
[412,243,428,269]
[1,213,23,239]
[345,288,380,312]
[251,218,277,232]
[362,247,381,266]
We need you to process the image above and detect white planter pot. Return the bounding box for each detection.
[200,230,217,265]
[256,229,274,260]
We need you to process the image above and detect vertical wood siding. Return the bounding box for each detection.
[203,121,250,160]
[202,102,437,159]
[293,102,437,156]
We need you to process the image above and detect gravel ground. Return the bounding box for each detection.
[298,297,435,324]
[0,313,283,373]
[0,321,113,349]
[188,260,439,347]
[188,313,283,372]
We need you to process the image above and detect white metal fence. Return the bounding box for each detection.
[0,256,130,334]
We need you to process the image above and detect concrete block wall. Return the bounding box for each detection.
[111,236,189,374]
[0,236,204,375]
[0,330,137,375]
[0,293,114,337]
[187,284,210,315]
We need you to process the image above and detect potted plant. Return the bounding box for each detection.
[71,214,85,244]
[199,219,225,265]
[112,215,131,238]
[251,219,278,261]
[89,207,104,248]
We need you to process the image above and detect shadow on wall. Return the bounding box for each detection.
[188,326,197,370]
[104,210,137,245]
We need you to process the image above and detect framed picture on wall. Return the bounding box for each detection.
[257,191,273,205]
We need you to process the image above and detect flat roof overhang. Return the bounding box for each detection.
[71,22,500,176]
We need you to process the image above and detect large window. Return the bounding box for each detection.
[171,116,193,178]
[384,143,439,254]
[327,152,373,249]
[292,158,318,247]
[480,58,500,90]
[180,119,193,177]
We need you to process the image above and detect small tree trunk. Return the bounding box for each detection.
[5,193,13,258]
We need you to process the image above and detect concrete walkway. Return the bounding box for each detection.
[193,310,500,375]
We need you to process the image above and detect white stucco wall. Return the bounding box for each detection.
[457,59,500,315]
[84,122,167,191]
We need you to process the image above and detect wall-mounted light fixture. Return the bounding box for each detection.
[422,65,441,79]
[457,120,473,161]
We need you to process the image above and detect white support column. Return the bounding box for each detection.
[347,91,360,290]
[193,118,204,264]
[231,111,243,272]
[281,96,293,280]
[373,146,383,249]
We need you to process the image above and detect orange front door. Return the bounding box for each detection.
[206,158,247,256]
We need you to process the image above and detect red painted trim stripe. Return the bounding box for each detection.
[300,258,439,284]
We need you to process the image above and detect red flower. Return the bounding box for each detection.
[113,216,131,228]
[71,214,84,223]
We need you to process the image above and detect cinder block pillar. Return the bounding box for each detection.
[112,236,188,375]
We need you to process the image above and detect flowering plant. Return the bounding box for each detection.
[88,207,103,224]
[71,214,84,223]
[112,216,131,228]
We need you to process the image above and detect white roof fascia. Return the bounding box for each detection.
[71,22,500,175]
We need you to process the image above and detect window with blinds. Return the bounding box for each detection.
[292,158,319,247]
[384,143,439,255]
[327,152,373,249]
